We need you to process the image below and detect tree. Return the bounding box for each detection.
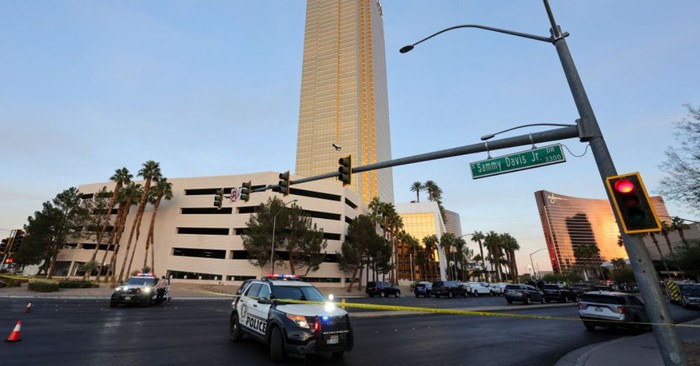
[660,221,675,256]
[422,235,440,281]
[89,168,132,270]
[283,204,327,276]
[410,181,424,202]
[500,233,520,283]
[670,216,690,249]
[107,182,142,285]
[470,231,486,280]
[484,231,503,282]
[665,240,700,281]
[120,160,161,282]
[337,215,382,291]
[573,244,602,281]
[368,197,403,283]
[15,188,89,277]
[143,177,173,273]
[658,104,700,214]
[242,197,326,276]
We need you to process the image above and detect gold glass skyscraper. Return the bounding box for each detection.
[295,0,394,205]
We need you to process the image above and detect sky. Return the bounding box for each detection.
[2,1,699,274]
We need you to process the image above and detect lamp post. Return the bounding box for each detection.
[529,248,547,280]
[400,2,687,364]
[270,199,298,274]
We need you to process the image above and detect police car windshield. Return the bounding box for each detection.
[272,285,325,302]
[126,277,156,286]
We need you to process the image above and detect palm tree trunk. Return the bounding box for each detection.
[143,196,163,269]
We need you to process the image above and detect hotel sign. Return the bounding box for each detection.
[470,144,566,179]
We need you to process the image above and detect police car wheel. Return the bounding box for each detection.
[270,327,286,362]
[230,313,243,342]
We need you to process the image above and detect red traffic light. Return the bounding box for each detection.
[605,172,661,234]
[613,179,635,194]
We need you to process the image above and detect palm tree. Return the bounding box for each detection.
[119,160,161,282]
[410,181,424,202]
[143,177,173,272]
[484,231,503,282]
[670,216,690,249]
[424,180,441,202]
[499,233,520,282]
[573,244,601,281]
[107,182,142,284]
[368,197,403,283]
[423,235,440,281]
[647,231,669,273]
[471,231,486,280]
[90,168,132,272]
[660,221,675,256]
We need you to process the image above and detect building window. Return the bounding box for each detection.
[181,207,232,215]
[177,227,229,235]
[173,248,226,259]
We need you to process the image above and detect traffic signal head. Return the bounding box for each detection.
[213,188,224,209]
[278,171,291,196]
[0,238,8,254]
[338,155,352,186]
[605,172,661,234]
[240,181,252,202]
[9,230,25,253]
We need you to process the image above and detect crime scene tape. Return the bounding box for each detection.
[234,295,700,329]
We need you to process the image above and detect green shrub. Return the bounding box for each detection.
[28,281,60,292]
[58,281,99,289]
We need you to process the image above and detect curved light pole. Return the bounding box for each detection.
[529,248,547,279]
[270,199,298,274]
[400,2,687,364]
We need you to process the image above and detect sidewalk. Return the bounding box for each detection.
[555,319,700,366]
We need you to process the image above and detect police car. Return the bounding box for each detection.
[229,274,354,361]
[110,273,170,307]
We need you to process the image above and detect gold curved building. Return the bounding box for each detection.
[535,190,669,274]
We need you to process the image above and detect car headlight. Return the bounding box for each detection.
[115,286,124,292]
[143,287,151,294]
[287,314,310,329]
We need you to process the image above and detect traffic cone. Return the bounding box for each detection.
[25,302,32,313]
[5,321,22,342]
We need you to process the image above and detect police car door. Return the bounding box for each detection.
[240,282,270,338]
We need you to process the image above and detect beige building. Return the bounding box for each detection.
[54,172,367,286]
[295,0,394,205]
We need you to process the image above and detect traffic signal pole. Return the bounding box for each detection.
[545,1,686,364]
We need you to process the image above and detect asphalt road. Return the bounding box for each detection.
[1,296,697,366]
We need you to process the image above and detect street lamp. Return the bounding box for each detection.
[529,248,547,280]
[270,199,298,274]
[400,2,686,364]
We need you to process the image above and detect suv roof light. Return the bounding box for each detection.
[263,273,299,280]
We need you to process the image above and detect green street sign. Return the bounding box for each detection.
[470,143,566,179]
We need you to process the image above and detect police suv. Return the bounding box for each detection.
[229,274,354,362]
[110,273,169,307]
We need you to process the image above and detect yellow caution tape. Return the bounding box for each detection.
[256,297,700,329]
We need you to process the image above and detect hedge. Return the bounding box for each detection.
[28,281,60,292]
[58,281,99,289]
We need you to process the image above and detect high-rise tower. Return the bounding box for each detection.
[295,0,394,205]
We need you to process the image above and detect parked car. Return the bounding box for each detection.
[414,281,432,298]
[680,284,700,309]
[366,281,401,298]
[504,284,545,305]
[489,282,508,296]
[578,291,650,331]
[571,283,595,298]
[465,282,493,297]
[542,284,577,303]
[431,281,467,298]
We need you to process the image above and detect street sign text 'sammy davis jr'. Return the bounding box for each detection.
[470,144,566,179]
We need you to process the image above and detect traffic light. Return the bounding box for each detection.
[278,171,291,196]
[338,155,352,186]
[605,172,661,234]
[0,238,8,254]
[213,188,224,209]
[10,230,24,253]
[240,181,252,202]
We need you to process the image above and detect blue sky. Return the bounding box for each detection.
[2,1,699,272]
